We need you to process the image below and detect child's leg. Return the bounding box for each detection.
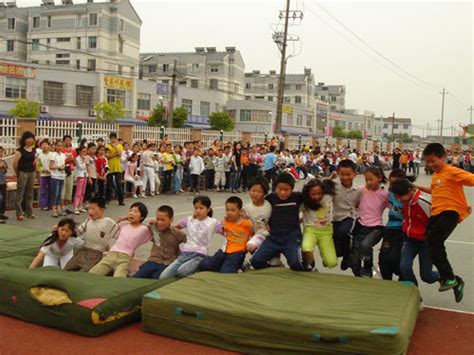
[177,254,205,277]
[359,228,383,276]
[159,254,187,279]
[417,241,440,284]
[316,227,338,268]
[251,235,282,269]
[113,254,132,277]
[350,229,363,276]
[89,253,116,276]
[219,252,246,273]
[200,250,226,272]
[379,229,403,280]
[400,239,419,286]
[59,249,74,269]
[302,226,318,269]
[134,261,164,279]
[281,230,306,271]
[426,211,459,284]
[332,218,354,258]
[0,185,6,217]
[43,254,61,267]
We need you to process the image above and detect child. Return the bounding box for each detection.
[245,177,271,255]
[390,179,441,293]
[350,167,389,277]
[378,169,409,281]
[141,143,157,196]
[85,143,98,202]
[189,148,205,195]
[73,146,90,214]
[213,149,226,191]
[161,144,175,194]
[251,173,306,271]
[95,145,108,201]
[159,196,222,279]
[124,153,143,198]
[153,153,162,195]
[89,202,151,277]
[203,148,215,191]
[417,143,474,298]
[200,196,253,273]
[65,197,120,272]
[0,146,8,224]
[332,159,361,271]
[301,179,337,271]
[36,139,52,211]
[133,205,187,279]
[29,218,84,269]
[49,140,67,218]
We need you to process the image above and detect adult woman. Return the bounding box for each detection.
[211,139,221,153]
[231,142,243,192]
[13,131,37,221]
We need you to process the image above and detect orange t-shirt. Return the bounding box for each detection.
[241,155,249,167]
[223,218,253,254]
[400,154,408,164]
[431,165,474,222]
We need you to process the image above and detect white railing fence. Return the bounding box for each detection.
[201,130,242,149]
[249,133,268,147]
[287,136,312,150]
[132,127,192,146]
[0,118,18,156]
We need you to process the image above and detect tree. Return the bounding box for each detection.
[332,124,347,138]
[9,99,40,118]
[209,111,235,131]
[347,130,363,139]
[148,104,166,127]
[171,106,188,128]
[94,100,125,123]
[388,133,413,143]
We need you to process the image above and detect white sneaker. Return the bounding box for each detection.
[133,194,138,199]
[79,208,87,213]
[269,256,283,267]
[74,209,80,215]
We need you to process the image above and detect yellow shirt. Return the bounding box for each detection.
[161,153,175,171]
[105,143,123,173]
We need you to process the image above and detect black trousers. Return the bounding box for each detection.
[190,174,200,193]
[205,169,215,190]
[332,218,355,258]
[162,170,173,194]
[378,228,405,281]
[426,211,459,281]
[97,179,106,201]
[106,172,124,204]
[0,185,6,215]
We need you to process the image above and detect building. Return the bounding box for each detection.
[139,47,245,101]
[328,110,383,140]
[382,117,412,139]
[314,82,345,112]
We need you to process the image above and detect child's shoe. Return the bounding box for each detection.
[133,194,138,199]
[439,278,458,292]
[340,256,351,271]
[361,267,373,278]
[79,208,88,213]
[269,256,284,267]
[453,276,465,303]
[74,209,80,215]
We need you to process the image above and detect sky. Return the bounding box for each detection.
[17,0,474,137]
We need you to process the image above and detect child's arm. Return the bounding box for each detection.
[29,250,45,269]
[415,185,432,194]
[174,218,188,230]
[117,216,128,224]
[451,168,474,186]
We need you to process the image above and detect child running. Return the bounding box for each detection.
[89,202,151,277]
[29,218,84,269]
[160,196,223,279]
[417,143,474,301]
[350,167,389,277]
[200,196,253,273]
[301,179,337,271]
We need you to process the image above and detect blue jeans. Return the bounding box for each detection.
[133,261,168,279]
[231,171,242,191]
[251,230,306,271]
[159,252,205,279]
[173,167,183,193]
[332,218,355,258]
[51,178,65,206]
[200,250,245,273]
[400,238,440,286]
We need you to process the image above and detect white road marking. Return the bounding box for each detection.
[425,306,474,315]
[446,240,474,246]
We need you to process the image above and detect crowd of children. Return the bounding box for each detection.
[26,142,473,306]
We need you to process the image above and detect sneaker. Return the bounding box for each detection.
[453,276,465,303]
[269,256,284,267]
[65,209,74,215]
[79,208,88,213]
[141,193,146,199]
[0,219,5,224]
[74,209,80,215]
[241,261,252,272]
[59,211,68,217]
[361,267,373,278]
[133,194,138,199]
[52,212,59,218]
[119,202,126,206]
[439,278,458,292]
[311,265,319,273]
[340,257,351,271]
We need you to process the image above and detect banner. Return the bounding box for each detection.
[0,62,35,79]
[104,76,132,91]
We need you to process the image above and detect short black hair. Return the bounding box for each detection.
[274,172,295,189]
[109,132,118,139]
[423,143,445,158]
[389,178,413,196]
[88,197,106,209]
[87,142,96,149]
[364,166,388,184]
[130,202,148,222]
[338,159,357,172]
[226,196,243,209]
[157,205,174,218]
[62,135,72,141]
[247,176,270,195]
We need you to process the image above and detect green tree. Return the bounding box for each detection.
[347,130,363,139]
[209,111,235,131]
[332,124,347,138]
[148,104,166,127]
[94,100,125,123]
[388,133,413,143]
[171,106,188,128]
[9,99,40,118]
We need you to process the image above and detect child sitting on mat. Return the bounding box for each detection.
[29,218,84,269]
[89,202,151,278]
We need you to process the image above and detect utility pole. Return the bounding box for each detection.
[439,88,447,143]
[426,122,430,138]
[168,59,178,128]
[468,105,473,125]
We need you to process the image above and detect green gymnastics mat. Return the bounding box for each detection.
[0,225,49,259]
[142,269,420,354]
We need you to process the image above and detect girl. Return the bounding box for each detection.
[124,153,143,198]
[89,202,151,277]
[160,196,222,279]
[85,143,98,202]
[350,167,389,277]
[231,142,242,193]
[189,148,205,195]
[95,145,108,201]
[49,140,67,218]
[301,179,337,271]
[73,146,90,214]
[37,139,52,211]
[29,218,84,269]
[245,177,271,254]
[173,145,184,194]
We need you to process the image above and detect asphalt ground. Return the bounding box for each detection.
[3,172,473,313]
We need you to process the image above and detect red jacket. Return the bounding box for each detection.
[402,189,431,241]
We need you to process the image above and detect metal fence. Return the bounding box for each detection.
[249,133,268,147]
[201,130,242,148]
[0,118,18,156]
[132,126,192,146]
[287,136,313,150]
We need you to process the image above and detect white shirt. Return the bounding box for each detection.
[349,152,358,163]
[50,152,66,180]
[75,156,88,178]
[189,156,205,175]
[301,195,333,228]
[40,237,84,257]
[244,201,272,237]
[38,152,52,177]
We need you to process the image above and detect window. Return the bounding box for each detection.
[88,36,97,49]
[56,53,70,58]
[322,87,328,91]
[255,96,264,100]
[331,96,337,102]
[403,124,409,129]
[106,89,126,104]
[77,37,81,49]
[240,110,251,122]
[43,81,64,105]
[286,113,293,126]
[245,96,251,100]
[162,80,169,84]
[7,18,15,30]
[268,96,273,102]
[5,77,27,99]
[118,65,123,75]
[33,16,40,29]
[56,60,70,65]
[348,122,353,130]
[234,83,239,93]
[57,37,71,42]
[245,83,251,90]
[137,93,151,110]
[268,83,274,90]
[76,60,80,70]
[47,16,52,28]
[200,101,210,116]
[306,115,312,127]
[179,80,187,86]
[320,95,325,101]
[284,96,291,103]
[210,79,218,90]
[32,61,39,64]
[295,84,302,91]
[192,63,199,72]
[87,59,96,71]
[7,40,14,52]
[46,38,51,50]
[284,84,291,90]
[89,13,98,26]
[295,96,302,104]
[32,39,40,51]
[148,64,157,73]
[297,114,303,126]
[76,85,94,107]
[215,103,220,112]
[162,64,170,72]
[119,39,124,54]
[383,123,388,129]
[181,99,192,114]
[210,65,218,73]
[252,111,271,123]
[393,124,399,129]
[191,80,199,89]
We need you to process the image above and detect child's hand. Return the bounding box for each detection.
[174,224,183,230]
[148,219,157,226]
[51,224,58,233]
[330,172,337,180]
[117,215,128,223]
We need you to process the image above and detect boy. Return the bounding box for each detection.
[133,205,187,279]
[0,146,8,224]
[189,148,205,195]
[65,197,119,272]
[161,144,175,194]
[418,143,474,299]
[213,149,226,192]
[141,143,157,196]
[203,148,215,191]
[331,159,361,270]
[223,145,232,191]
[264,146,277,184]
[200,196,253,273]
[251,173,306,271]
[95,145,108,201]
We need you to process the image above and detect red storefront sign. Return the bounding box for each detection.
[0,62,36,79]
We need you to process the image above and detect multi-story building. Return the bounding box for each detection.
[314,82,345,112]
[382,117,412,139]
[139,47,245,101]
[328,110,383,140]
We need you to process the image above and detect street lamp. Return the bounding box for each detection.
[298,135,302,150]
[220,130,224,142]
[160,126,165,140]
